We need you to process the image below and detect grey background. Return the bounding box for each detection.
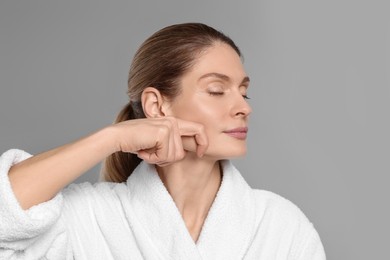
[1,1,389,259]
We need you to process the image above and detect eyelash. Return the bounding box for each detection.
[208,92,250,100]
[208,92,224,96]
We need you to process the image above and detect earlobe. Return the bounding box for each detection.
[141,87,166,118]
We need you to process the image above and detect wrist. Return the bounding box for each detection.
[99,125,122,154]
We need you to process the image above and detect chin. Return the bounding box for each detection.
[204,145,247,160]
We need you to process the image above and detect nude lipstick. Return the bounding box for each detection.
[223,127,248,140]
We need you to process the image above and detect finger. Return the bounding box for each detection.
[158,119,176,164]
[167,120,176,162]
[169,118,185,161]
[137,150,159,164]
[181,136,197,153]
[177,119,208,157]
[194,133,208,157]
[138,125,170,164]
[177,120,203,136]
[155,124,171,163]
[181,134,207,157]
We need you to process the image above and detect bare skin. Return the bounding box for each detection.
[8,118,208,210]
[150,43,252,242]
[157,155,222,242]
[8,42,251,243]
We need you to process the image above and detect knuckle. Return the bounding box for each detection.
[177,150,185,160]
[171,118,179,128]
[166,116,178,127]
[158,125,170,136]
[162,119,173,129]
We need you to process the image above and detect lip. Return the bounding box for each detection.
[223,127,248,140]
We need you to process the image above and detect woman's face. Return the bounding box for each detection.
[166,42,252,160]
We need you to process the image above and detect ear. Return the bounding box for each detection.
[141,87,167,118]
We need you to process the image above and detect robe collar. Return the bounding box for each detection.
[126,160,257,259]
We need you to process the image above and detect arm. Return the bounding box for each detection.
[8,126,117,210]
[7,117,207,210]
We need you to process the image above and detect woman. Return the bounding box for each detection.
[0,23,326,259]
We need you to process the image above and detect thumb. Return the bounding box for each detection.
[177,120,208,157]
[181,136,198,154]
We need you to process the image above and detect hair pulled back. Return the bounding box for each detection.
[102,23,241,182]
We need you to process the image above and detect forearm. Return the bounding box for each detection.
[8,126,119,210]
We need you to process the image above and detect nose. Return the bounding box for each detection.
[232,93,252,117]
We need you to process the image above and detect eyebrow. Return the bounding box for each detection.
[198,72,250,85]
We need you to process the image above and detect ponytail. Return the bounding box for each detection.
[101,102,144,182]
[101,23,241,182]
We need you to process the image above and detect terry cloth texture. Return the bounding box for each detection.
[0,149,326,259]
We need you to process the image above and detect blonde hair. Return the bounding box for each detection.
[102,23,241,182]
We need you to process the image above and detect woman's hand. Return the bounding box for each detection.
[112,117,208,166]
[7,116,207,209]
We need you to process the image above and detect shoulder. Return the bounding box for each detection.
[252,189,310,221]
[61,181,127,210]
[251,189,326,258]
[251,188,315,235]
[63,181,121,195]
[58,181,130,232]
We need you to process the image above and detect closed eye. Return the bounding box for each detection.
[208,92,224,96]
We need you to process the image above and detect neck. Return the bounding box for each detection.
[156,154,222,236]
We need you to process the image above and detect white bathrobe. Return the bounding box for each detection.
[0,149,326,259]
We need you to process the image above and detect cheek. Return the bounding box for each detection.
[196,104,220,120]
[188,102,223,131]
[172,97,223,125]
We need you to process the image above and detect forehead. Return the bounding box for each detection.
[183,43,247,84]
